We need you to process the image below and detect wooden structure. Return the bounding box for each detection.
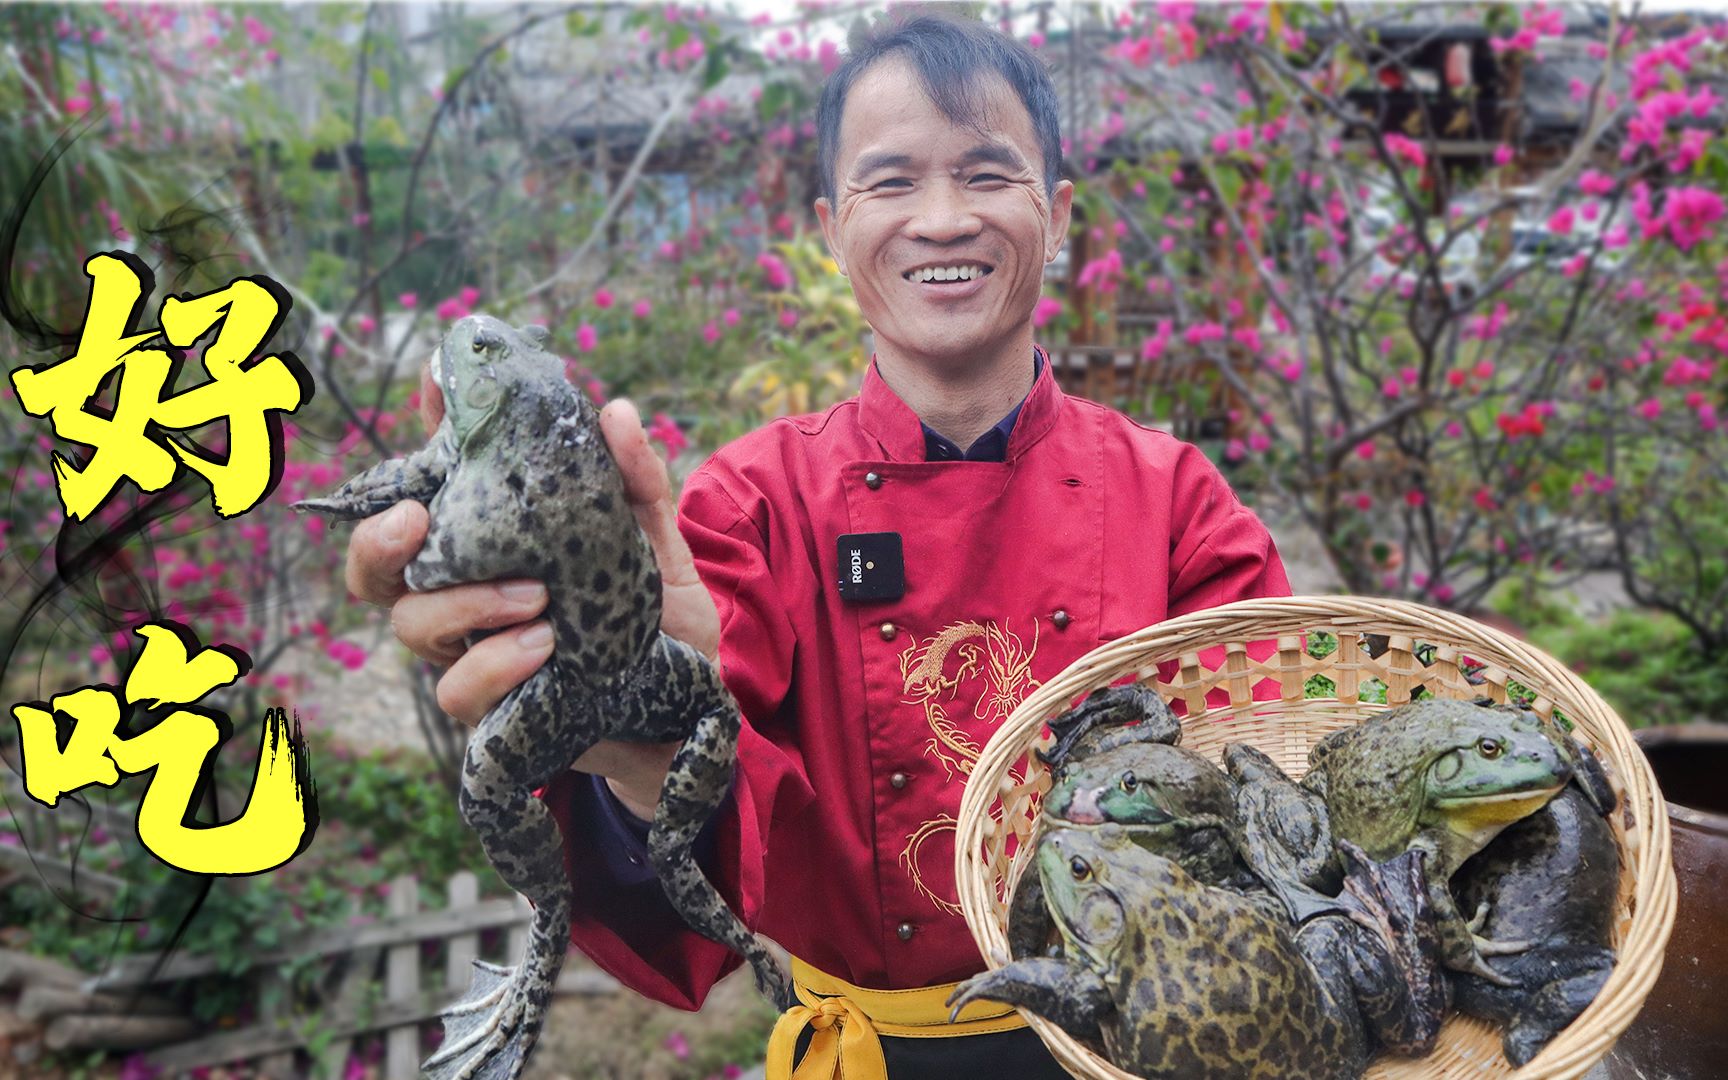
[0,871,619,1079]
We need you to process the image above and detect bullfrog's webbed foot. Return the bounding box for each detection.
[947,959,1111,1043]
[423,960,545,1080]
[1038,685,1180,769]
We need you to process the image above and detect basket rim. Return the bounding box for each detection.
[953,594,1678,1080]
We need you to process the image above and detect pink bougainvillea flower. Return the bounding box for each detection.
[1224,438,1246,462]
[576,323,598,352]
[1405,490,1426,508]
[594,287,614,309]
[1354,441,1375,461]
[1384,133,1427,168]
[459,286,480,308]
[663,1032,690,1061]
[435,298,464,321]
[1635,397,1663,420]
[756,251,792,289]
[1548,206,1576,235]
[1493,143,1514,166]
[722,307,741,327]
[647,412,689,458]
[632,299,652,319]
[398,291,418,308]
[701,321,721,345]
[1579,169,1615,196]
[779,308,799,329]
[1033,296,1063,328]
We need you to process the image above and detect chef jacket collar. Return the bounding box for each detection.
[858,345,1061,464]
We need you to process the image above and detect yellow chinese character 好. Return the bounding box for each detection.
[9,251,312,521]
[11,622,317,876]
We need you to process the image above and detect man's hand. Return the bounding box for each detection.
[343,374,719,820]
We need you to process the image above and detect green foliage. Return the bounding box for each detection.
[1524,607,1728,726]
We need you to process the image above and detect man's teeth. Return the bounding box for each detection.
[908,265,989,283]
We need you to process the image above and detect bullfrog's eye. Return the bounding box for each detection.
[1120,771,1138,794]
[1069,856,1091,881]
[1477,737,1504,759]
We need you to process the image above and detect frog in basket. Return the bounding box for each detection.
[296,316,790,1079]
[1450,725,1620,1065]
[952,824,1444,1079]
[1234,698,1576,985]
[1011,689,1449,1058]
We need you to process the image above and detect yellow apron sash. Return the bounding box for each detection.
[764,956,1027,1080]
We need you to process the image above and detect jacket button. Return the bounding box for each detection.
[890,771,909,790]
[1052,609,1071,630]
[865,471,883,490]
[897,922,916,941]
[879,622,897,641]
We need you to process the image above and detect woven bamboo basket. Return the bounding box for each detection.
[954,596,1676,1080]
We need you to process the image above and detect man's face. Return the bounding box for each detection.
[815,59,1073,373]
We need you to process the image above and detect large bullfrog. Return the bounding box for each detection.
[952,824,1378,1078]
[1450,741,1619,1066]
[1302,699,1575,983]
[298,316,790,1079]
[1010,687,1260,960]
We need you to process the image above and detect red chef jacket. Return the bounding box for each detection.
[539,352,1292,1009]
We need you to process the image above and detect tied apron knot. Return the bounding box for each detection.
[764,957,1027,1080]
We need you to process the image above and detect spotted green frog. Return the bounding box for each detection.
[297,316,790,1079]
[953,825,1377,1079]
[1303,699,1574,984]
[1010,688,1261,960]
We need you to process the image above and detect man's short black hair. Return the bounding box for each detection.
[815,15,1063,206]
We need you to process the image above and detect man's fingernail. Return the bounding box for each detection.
[517,622,553,650]
[383,502,411,544]
[498,581,547,604]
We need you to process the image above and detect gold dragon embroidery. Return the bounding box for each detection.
[896,618,1042,914]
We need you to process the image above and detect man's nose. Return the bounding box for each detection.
[904,180,982,243]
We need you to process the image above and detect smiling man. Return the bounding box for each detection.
[345,14,1289,1080]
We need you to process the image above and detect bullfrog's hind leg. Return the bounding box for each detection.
[292,431,453,519]
[1501,965,1612,1066]
[947,958,1112,1042]
[630,636,792,1010]
[650,706,793,1008]
[1327,842,1449,1056]
[425,679,581,1080]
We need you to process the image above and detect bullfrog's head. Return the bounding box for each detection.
[1045,743,1235,834]
[432,316,554,448]
[1037,826,1136,973]
[1421,706,1572,851]
[1322,700,1571,869]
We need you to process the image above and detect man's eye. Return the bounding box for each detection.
[874,178,912,190]
[970,173,1008,184]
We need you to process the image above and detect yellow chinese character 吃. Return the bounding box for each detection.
[9,251,312,521]
[11,622,317,876]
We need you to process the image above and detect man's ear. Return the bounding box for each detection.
[1045,179,1075,263]
[815,197,848,277]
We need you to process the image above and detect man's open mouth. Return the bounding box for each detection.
[903,263,994,283]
